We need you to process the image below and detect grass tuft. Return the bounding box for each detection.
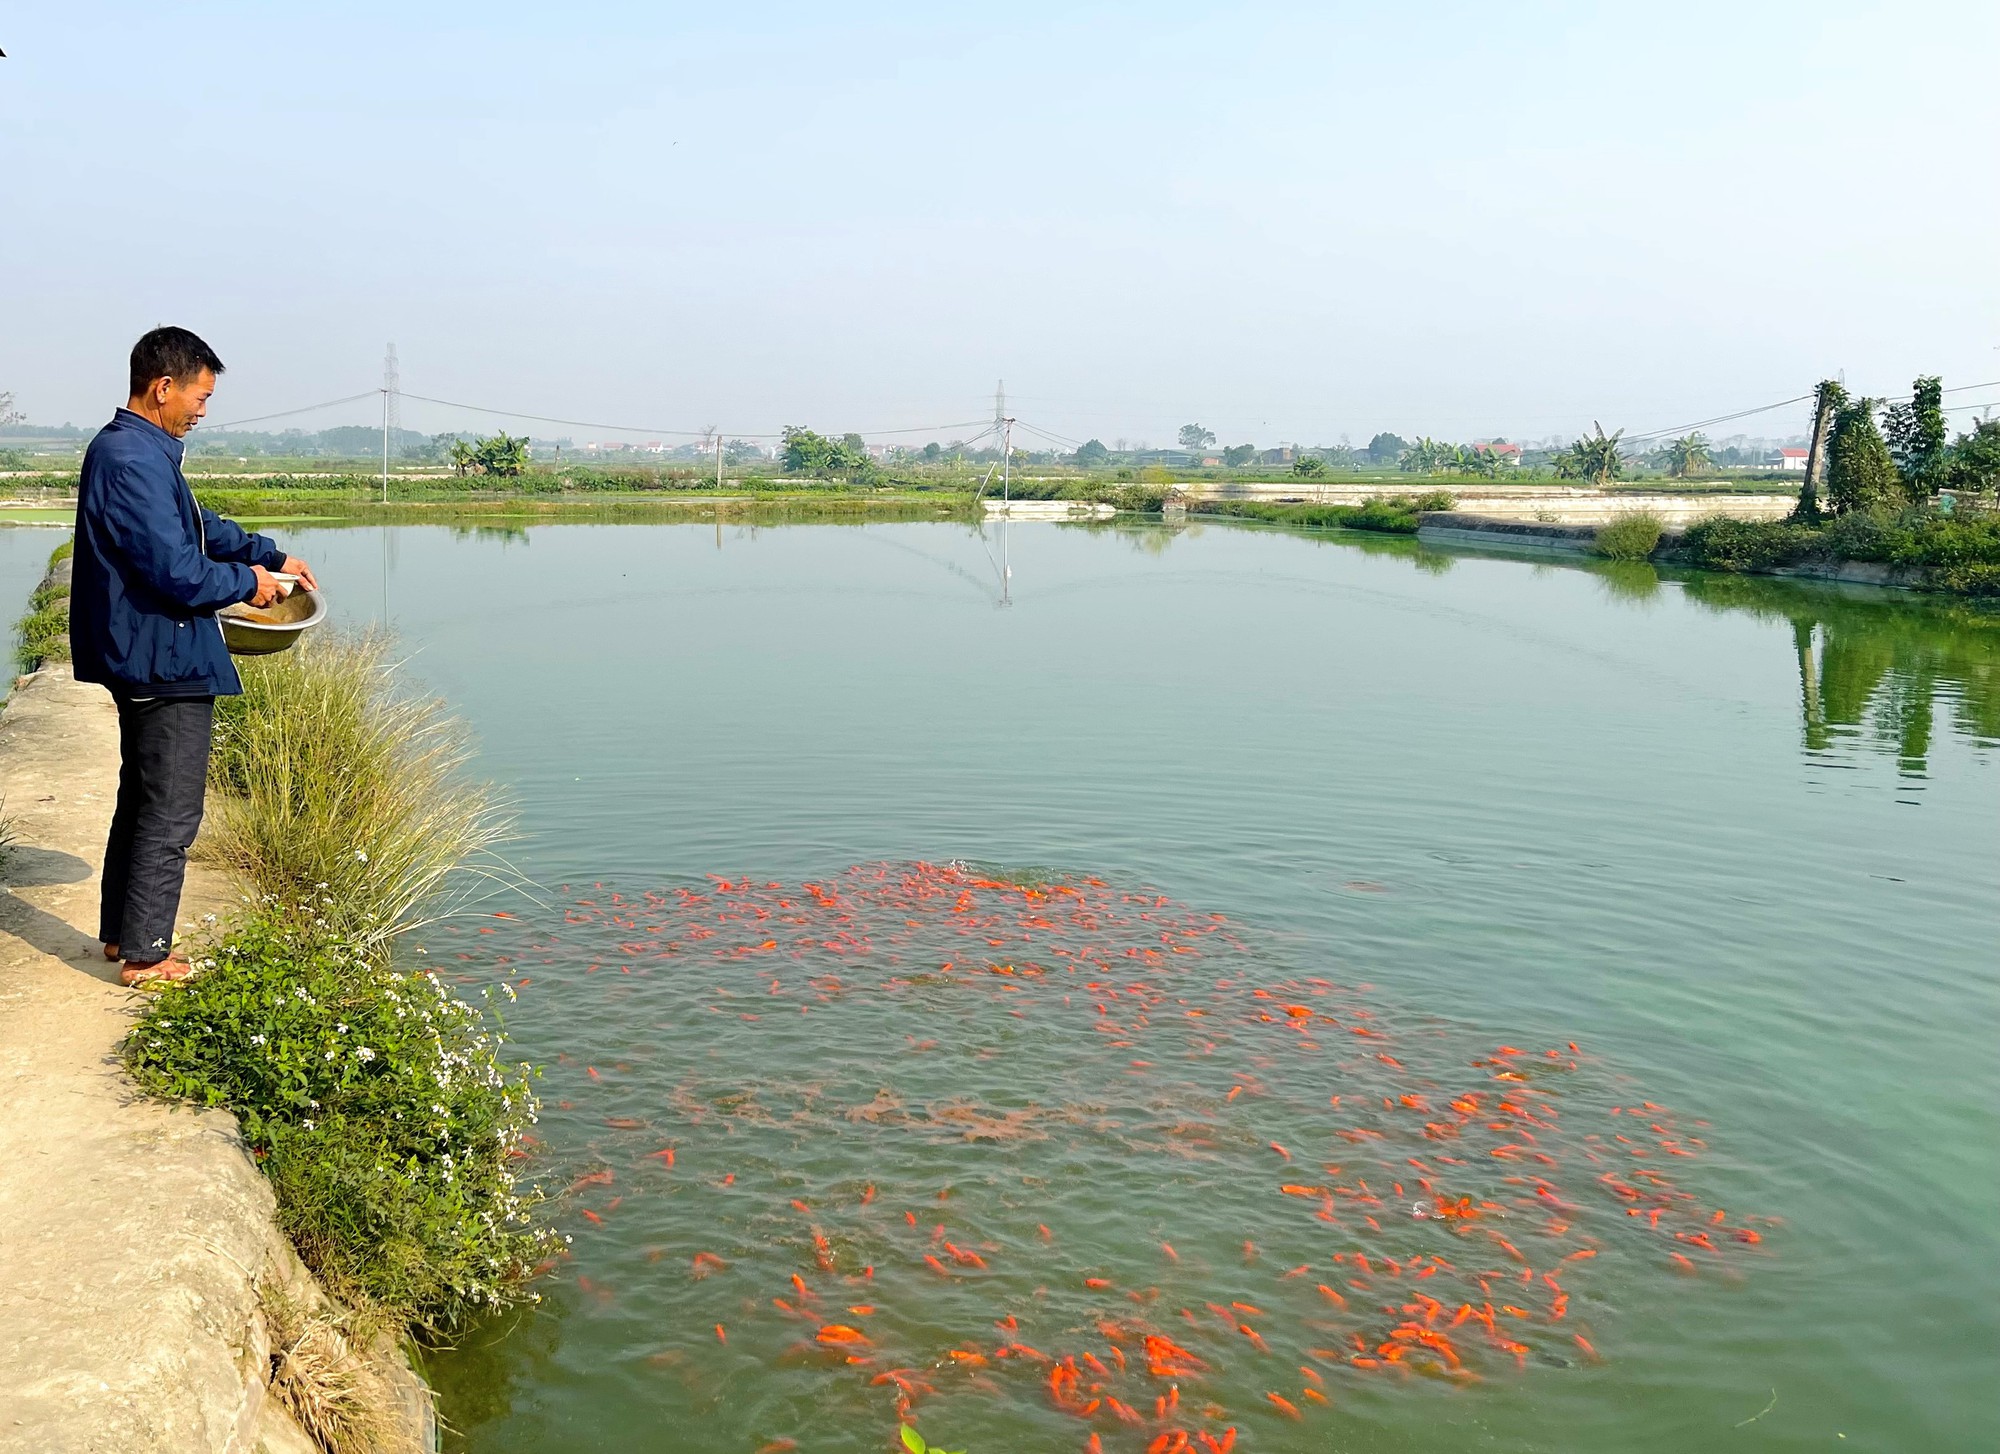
[14,537,75,672]
[1593,512,1665,560]
[262,1286,425,1454]
[207,632,520,956]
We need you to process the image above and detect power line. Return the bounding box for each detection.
[1625,394,1815,443]
[200,390,383,431]
[1012,419,1085,451]
[396,390,989,442]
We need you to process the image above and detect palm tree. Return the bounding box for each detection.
[1665,432,1711,478]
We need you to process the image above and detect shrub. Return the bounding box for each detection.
[1819,510,1894,562]
[125,908,554,1331]
[1109,482,1170,512]
[1679,516,1813,572]
[208,632,518,956]
[1593,512,1664,560]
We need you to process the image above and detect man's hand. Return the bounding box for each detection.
[248,565,283,608]
[279,555,318,591]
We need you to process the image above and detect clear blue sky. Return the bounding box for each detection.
[3,1,1996,447]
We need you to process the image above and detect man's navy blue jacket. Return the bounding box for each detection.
[69,409,286,698]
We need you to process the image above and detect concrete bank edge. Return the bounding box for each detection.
[0,645,435,1452]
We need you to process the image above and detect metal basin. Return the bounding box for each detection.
[217,586,326,656]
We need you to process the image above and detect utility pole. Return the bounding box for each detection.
[381,343,400,505]
[715,431,724,490]
[1802,377,1841,517]
[999,415,1015,608]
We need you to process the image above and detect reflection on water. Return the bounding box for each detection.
[1678,573,2000,775]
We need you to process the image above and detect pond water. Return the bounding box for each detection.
[266,521,2000,1451]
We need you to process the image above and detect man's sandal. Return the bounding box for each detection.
[121,955,195,986]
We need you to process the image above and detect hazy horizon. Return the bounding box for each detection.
[3,2,1996,450]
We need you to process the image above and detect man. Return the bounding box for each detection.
[70,326,317,984]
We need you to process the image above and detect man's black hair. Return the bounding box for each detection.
[129,326,225,397]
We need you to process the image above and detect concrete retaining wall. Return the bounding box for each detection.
[1185,481,1793,524]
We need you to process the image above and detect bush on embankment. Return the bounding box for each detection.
[1592,512,1665,561]
[15,537,73,672]
[1678,502,2000,594]
[1194,491,1455,534]
[126,909,552,1331]
[126,631,552,1336]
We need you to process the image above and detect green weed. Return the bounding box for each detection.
[900,1424,967,1454]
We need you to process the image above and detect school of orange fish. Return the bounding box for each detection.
[442,861,1777,1451]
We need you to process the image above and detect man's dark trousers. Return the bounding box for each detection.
[100,695,214,963]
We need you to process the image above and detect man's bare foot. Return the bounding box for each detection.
[120,955,194,986]
[103,943,121,961]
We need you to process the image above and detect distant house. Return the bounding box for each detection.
[1472,441,1523,465]
[1260,447,1296,466]
[1771,448,1809,471]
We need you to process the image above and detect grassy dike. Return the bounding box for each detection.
[1191,491,1457,534]
[11,553,554,1450]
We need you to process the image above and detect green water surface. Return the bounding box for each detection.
[265,520,1999,1453]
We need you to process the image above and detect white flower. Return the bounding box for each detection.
[354,850,369,863]
[356,1046,376,1062]
[249,1034,267,1046]
[303,1119,315,1131]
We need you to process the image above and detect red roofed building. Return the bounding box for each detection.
[1473,441,1523,464]
[1772,448,1809,471]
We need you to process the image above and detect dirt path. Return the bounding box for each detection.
[0,667,322,1454]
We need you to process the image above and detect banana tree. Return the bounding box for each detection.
[1556,423,1627,486]
[1665,432,1711,478]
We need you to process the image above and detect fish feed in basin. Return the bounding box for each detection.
[217,584,326,656]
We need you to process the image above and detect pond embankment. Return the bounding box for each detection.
[0,663,432,1444]
[1191,481,1796,522]
[1417,510,1944,591]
